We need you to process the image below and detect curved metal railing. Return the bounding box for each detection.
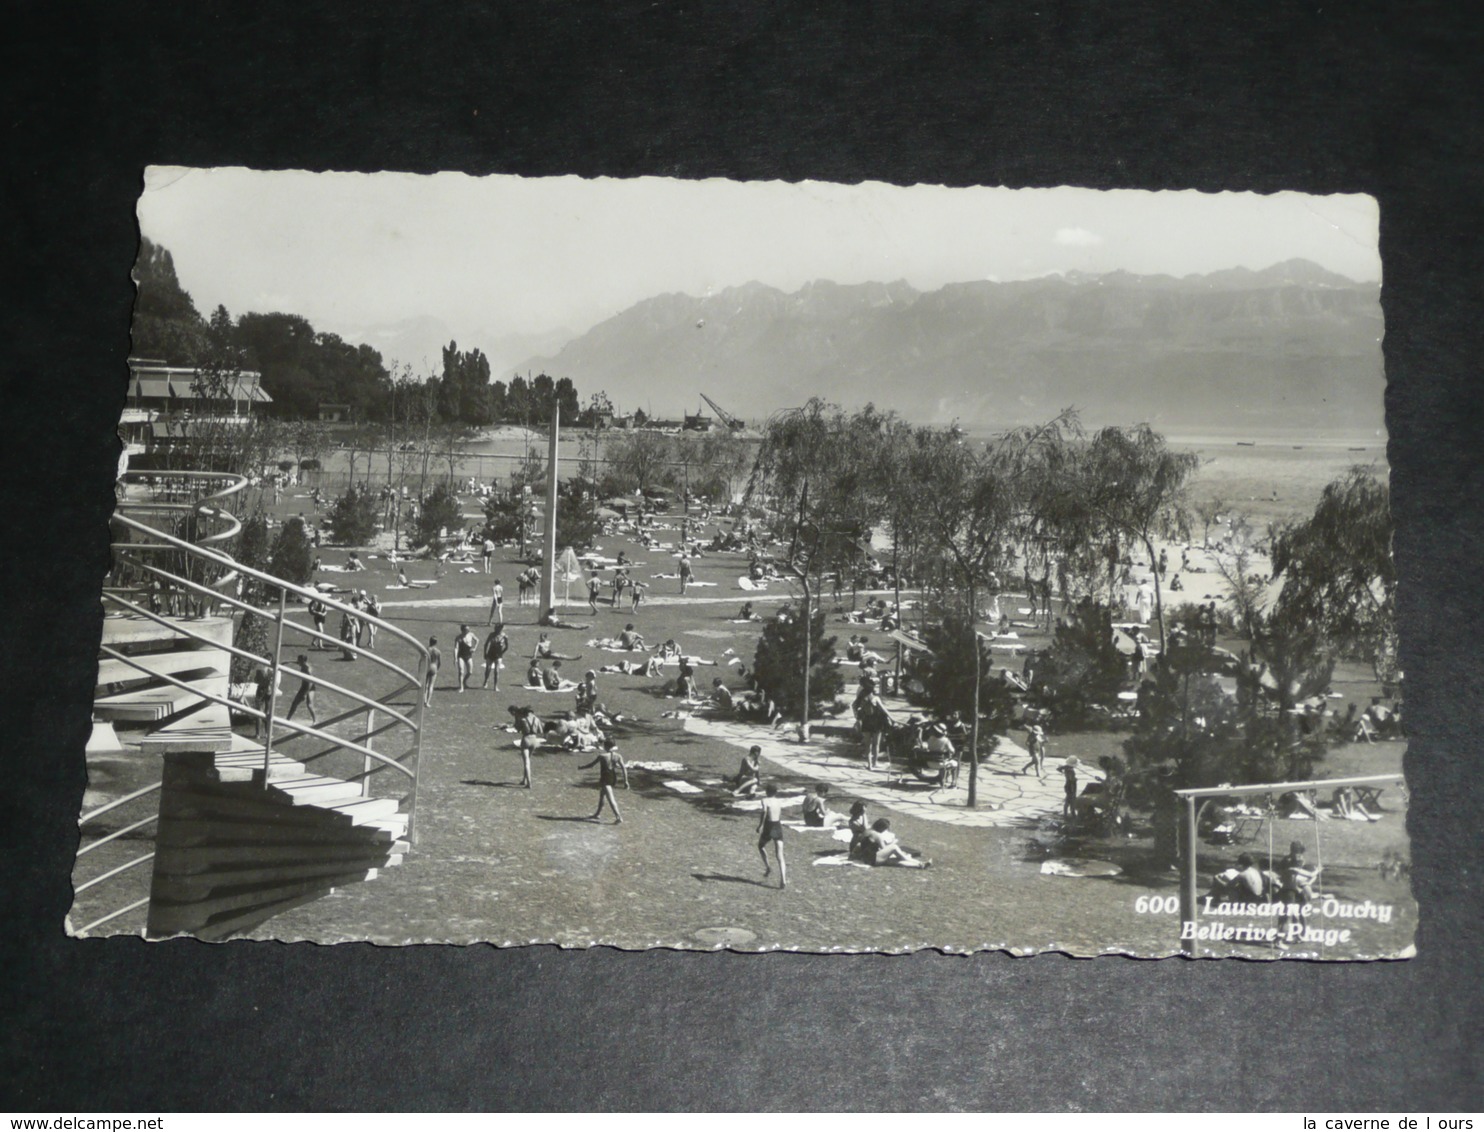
[77,469,429,936]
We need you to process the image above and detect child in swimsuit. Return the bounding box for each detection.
[757,783,787,889]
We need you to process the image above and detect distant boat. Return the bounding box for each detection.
[1348,446,1367,451]
[1292,445,1304,450]
[1236,441,1256,447]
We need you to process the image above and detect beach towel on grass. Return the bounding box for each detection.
[1040,859,1122,878]
[737,576,770,591]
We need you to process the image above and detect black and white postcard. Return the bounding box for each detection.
[74,169,1410,959]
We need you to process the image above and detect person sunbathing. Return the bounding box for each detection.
[618,624,647,651]
[729,746,763,796]
[862,818,930,868]
[801,784,848,829]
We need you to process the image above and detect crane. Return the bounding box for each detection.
[700,392,746,431]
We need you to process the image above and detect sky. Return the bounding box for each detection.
[138,167,1381,373]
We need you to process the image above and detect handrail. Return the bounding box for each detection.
[95,639,417,780]
[110,556,423,689]
[99,594,421,730]
[77,462,431,937]
[109,511,430,655]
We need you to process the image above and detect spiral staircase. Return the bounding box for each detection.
[71,470,430,940]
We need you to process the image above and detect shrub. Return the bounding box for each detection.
[481,494,526,543]
[325,484,380,546]
[413,481,464,551]
[921,615,1017,743]
[268,515,314,587]
[1027,600,1127,728]
[752,605,843,718]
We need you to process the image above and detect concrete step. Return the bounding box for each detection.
[96,647,226,688]
[95,676,227,724]
[265,775,367,806]
[156,818,399,848]
[140,698,235,755]
[155,841,405,874]
[329,797,402,824]
[148,868,381,935]
[214,751,309,778]
[100,615,233,649]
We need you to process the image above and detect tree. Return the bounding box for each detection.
[906,416,1077,805]
[1028,601,1127,728]
[605,430,672,494]
[130,236,209,364]
[268,515,314,587]
[325,485,380,546]
[1193,495,1228,548]
[746,400,872,737]
[560,493,603,552]
[1078,425,1199,653]
[413,482,464,552]
[230,509,272,682]
[482,493,526,544]
[921,615,1016,739]
[1209,509,1267,640]
[1270,467,1397,683]
[752,606,843,719]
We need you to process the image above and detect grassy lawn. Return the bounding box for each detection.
[222,486,1413,958]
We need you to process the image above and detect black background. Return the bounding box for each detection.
[3,0,1481,1111]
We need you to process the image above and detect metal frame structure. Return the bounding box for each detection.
[78,470,429,935]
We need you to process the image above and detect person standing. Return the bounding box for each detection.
[678,555,693,594]
[487,579,505,627]
[455,624,478,692]
[338,607,356,661]
[423,637,441,708]
[1060,755,1080,821]
[362,591,382,651]
[855,676,892,771]
[308,597,328,648]
[285,653,317,725]
[757,783,787,889]
[587,572,602,614]
[580,737,629,823]
[481,625,509,691]
[482,536,495,574]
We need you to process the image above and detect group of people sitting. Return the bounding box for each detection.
[725,748,930,867]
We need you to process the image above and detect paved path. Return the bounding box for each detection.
[682,715,1101,828]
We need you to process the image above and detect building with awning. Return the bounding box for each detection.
[118,358,272,454]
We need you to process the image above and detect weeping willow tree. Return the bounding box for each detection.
[743,400,878,738]
[1077,424,1200,653]
[906,414,1081,807]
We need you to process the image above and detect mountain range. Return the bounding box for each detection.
[506,259,1385,432]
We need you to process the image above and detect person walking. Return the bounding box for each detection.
[1020,722,1046,779]
[580,737,629,823]
[587,572,602,614]
[757,783,787,889]
[678,555,693,594]
[423,637,441,708]
[285,653,317,725]
[507,704,542,788]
